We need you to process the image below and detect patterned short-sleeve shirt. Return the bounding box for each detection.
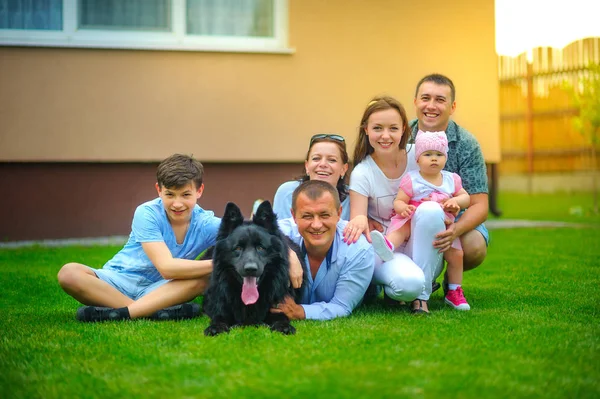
[409,119,488,195]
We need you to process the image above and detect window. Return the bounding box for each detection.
[0,0,290,53]
[78,1,171,32]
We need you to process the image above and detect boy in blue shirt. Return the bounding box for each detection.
[57,154,221,322]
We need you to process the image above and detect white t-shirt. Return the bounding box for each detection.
[349,145,418,233]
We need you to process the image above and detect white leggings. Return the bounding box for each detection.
[372,201,446,301]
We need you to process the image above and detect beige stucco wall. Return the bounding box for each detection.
[0,0,500,163]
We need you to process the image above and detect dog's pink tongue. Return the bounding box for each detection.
[241,277,259,305]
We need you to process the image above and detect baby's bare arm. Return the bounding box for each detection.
[443,189,470,215]
[393,189,413,215]
[453,188,470,209]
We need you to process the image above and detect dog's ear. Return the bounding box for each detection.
[218,202,244,239]
[252,200,279,234]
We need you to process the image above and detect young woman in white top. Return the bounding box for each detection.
[343,96,447,314]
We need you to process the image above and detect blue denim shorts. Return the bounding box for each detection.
[455,211,490,246]
[91,267,170,300]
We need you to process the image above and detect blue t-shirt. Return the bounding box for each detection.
[278,218,374,321]
[273,180,351,221]
[103,197,221,282]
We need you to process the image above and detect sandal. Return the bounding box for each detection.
[411,299,430,315]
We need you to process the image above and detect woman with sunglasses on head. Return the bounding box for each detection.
[343,96,439,315]
[273,134,351,220]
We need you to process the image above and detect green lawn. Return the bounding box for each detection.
[1,193,599,398]
[492,191,600,224]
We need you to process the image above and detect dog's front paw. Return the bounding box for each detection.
[204,322,230,336]
[270,321,296,335]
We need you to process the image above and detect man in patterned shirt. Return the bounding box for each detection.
[409,73,489,276]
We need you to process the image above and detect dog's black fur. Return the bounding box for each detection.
[202,201,307,336]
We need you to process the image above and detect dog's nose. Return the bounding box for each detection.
[244,262,258,275]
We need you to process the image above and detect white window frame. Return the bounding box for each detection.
[0,0,292,54]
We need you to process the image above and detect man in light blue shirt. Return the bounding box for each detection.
[271,180,374,321]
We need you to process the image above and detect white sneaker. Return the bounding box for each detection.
[371,230,394,262]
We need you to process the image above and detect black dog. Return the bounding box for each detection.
[203,201,306,336]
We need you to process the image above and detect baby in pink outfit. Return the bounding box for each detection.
[371,130,472,311]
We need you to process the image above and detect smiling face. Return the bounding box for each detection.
[305,142,349,188]
[414,81,456,132]
[156,182,203,225]
[417,150,447,176]
[365,108,404,155]
[293,191,340,255]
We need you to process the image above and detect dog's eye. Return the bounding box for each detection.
[234,246,243,254]
[256,245,265,253]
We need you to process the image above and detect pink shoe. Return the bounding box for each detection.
[445,287,471,311]
[371,230,394,262]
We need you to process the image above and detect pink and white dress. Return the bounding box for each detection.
[388,170,463,249]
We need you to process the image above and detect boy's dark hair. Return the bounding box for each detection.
[156,154,204,189]
[291,180,340,214]
[415,73,456,102]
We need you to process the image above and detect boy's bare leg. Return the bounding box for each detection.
[460,230,487,271]
[127,276,209,318]
[57,263,133,308]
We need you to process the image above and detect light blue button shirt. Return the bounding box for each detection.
[278,218,374,320]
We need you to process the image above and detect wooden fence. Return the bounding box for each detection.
[498,37,600,175]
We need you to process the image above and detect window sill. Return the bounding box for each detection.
[0,39,296,54]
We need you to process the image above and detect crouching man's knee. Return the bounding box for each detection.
[464,245,487,270]
[461,230,488,271]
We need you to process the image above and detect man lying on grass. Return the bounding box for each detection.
[271,180,375,320]
[57,154,303,323]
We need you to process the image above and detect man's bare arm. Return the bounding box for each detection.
[453,193,488,237]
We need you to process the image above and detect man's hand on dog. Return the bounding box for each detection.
[270,296,305,320]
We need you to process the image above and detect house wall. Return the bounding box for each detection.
[0,0,499,241]
[0,0,499,163]
[0,162,302,241]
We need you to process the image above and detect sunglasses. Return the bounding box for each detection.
[309,134,345,145]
